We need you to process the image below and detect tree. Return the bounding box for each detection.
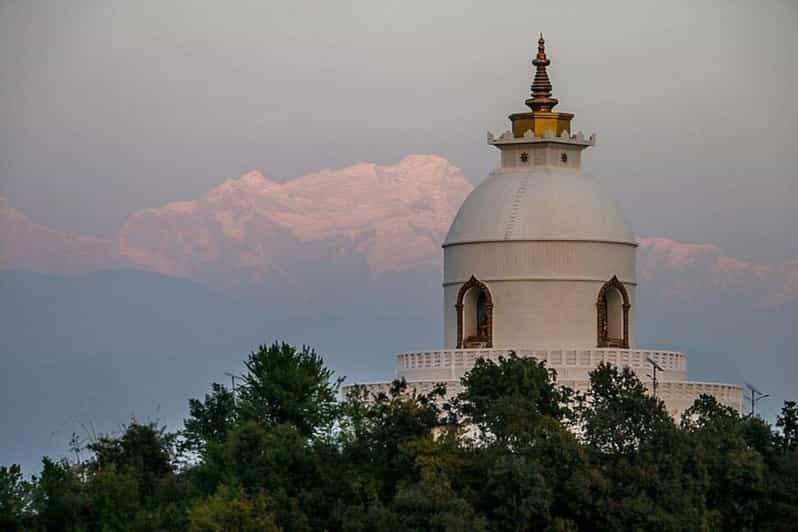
[681,393,739,434]
[189,484,280,532]
[480,450,555,530]
[84,465,143,530]
[339,380,448,502]
[777,400,798,453]
[580,362,672,456]
[83,421,189,530]
[761,446,798,531]
[182,382,237,456]
[224,421,309,496]
[88,420,177,500]
[390,467,486,532]
[575,365,711,528]
[458,354,572,443]
[237,342,341,437]
[31,457,88,530]
[0,464,34,531]
[680,394,774,529]
[457,355,596,530]
[5,340,797,530]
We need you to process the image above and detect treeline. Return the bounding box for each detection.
[2,342,797,531]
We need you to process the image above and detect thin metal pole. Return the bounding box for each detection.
[646,357,662,399]
[652,363,658,399]
[225,372,239,406]
[746,383,770,417]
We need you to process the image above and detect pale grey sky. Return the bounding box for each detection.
[1,0,796,261]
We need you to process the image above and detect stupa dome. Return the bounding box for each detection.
[444,167,635,247]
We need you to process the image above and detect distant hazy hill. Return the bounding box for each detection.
[0,196,125,274]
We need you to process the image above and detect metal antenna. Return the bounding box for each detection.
[646,357,664,398]
[744,382,770,417]
[224,372,242,406]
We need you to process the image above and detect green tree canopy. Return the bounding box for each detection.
[777,400,798,452]
[0,464,34,531]
[182,382,236,456]
[3,344,797,531]
[237,342,341,437]
[579,362,673,456]
[458,353,571,443]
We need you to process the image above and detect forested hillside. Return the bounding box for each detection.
[2,343,796,531]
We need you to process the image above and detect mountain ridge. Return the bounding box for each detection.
[2,156,796,307]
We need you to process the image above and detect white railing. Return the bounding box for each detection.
[396,348,688,382]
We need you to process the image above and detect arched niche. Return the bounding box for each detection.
[456,276,493,348]
[597,275,630,348]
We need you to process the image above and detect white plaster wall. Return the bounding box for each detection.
[500,144,583,170]
[444,241,636,282]
[444,241,636,349]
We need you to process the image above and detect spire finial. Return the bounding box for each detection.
[525,34,558,112]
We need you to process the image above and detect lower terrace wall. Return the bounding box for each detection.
[343,348,743,419]
[343,378,743,421]
[397,348,688,383]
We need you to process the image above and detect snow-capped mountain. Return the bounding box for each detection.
[1,156,796,308]
[638,237,798,308]
[0,195,124,274]
[117,155,472,290]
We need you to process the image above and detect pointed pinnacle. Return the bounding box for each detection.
[525,34,558,112]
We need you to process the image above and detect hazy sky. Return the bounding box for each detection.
[1,0,796,261]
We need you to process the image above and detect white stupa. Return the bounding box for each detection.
[350,36,743,418]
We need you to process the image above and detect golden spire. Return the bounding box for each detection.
[526,34,558,112]
[507,34,573,138]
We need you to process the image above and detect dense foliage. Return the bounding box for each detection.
[2,342,797,531]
